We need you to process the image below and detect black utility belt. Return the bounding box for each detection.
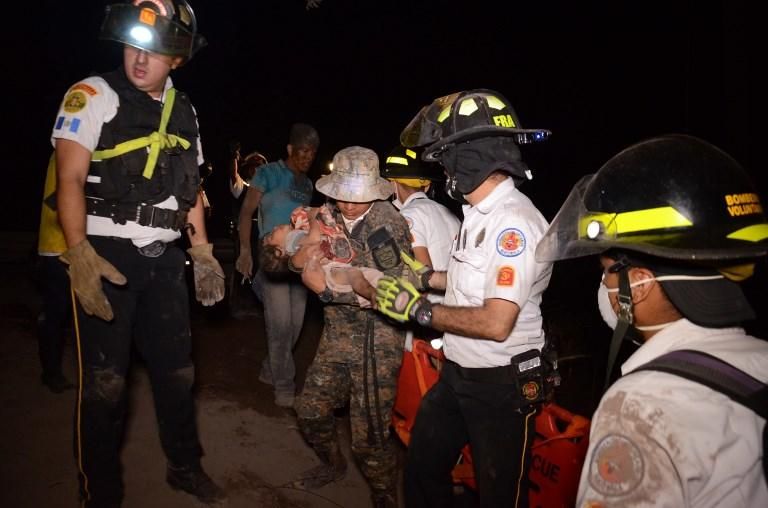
[448,360,519,384]
[448,348,560,404]
[86,197,187,231]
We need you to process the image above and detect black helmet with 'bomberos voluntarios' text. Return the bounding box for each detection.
[536,134,768,264]
[99,0,206,61]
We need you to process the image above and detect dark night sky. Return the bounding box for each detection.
[5,0,764,233]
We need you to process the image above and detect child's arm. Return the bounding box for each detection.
[345,268,377,308]
[325,265,383,308]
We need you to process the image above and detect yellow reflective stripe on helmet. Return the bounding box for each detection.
[458,98,479,116]
[580,206,693,237]
[405,149,417,159]
[486,95,506,110]
[386,156,409,166]
[91,88,191,179]
[437,105,451,123]
[726,224,768,242]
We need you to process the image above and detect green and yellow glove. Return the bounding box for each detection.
[400,251,434,290]
[376,275,426,323]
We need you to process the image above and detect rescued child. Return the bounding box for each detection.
[260,204,382,307]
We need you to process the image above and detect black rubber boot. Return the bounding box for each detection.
[166,464,226,504]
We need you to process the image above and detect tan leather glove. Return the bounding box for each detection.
[235,248,253,279]
[59,239,127,321]
[187,243,225,306]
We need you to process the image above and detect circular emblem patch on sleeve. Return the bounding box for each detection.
[496,228,526,257]
[588,434,644,496]
[63,90,88,113]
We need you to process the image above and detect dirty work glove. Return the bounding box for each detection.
[60,239,127,321]
[400,251,434,290]
[187,243,226,306]
[376,275,428,322]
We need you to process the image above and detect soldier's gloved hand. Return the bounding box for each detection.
[235,248,253,279]
[376,275,428,322]
[187,243,226,306]
[400,251,434,290]
[60,239,127,321]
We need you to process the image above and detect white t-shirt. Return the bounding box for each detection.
[442,177,552,367]
[577,319,768,508]
[50,75,204,247]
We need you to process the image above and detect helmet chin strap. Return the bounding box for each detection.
[603,267,634,390]
[445,176,468,204]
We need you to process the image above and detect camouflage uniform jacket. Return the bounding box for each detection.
[321,199,412,351]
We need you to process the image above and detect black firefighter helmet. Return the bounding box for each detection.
[381,145,444,188]
[400,89,550,199]
[99,0,207,61]
[536,134,768,264]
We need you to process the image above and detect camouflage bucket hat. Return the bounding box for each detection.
[316,146,393,203]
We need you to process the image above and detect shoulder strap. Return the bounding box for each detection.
[633,349,767,419]
[633,349,767,480]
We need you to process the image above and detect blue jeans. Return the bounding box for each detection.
[259,269,307,397]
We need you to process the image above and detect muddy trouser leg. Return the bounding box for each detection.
[350,325,400,500]
[133,246,202,469]
[260,272,307,397]
[74,241,140,506]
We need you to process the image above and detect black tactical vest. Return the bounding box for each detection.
[85,68,200,211]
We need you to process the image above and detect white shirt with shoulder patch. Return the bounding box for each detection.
[398,192,461,299]
[51,76,204,247]
[578,318,768,507]
[442,177,552,367]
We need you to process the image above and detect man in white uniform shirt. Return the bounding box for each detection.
[380,144,460,350]
[376,89,553,507]
[536,134,768,507]
[53,1,225,505]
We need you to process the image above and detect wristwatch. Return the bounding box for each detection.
[317,287,333,303]
[413,299,433,327]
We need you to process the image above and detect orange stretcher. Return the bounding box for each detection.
[392,339,591,508]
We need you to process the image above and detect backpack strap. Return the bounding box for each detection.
[633,349,767,480]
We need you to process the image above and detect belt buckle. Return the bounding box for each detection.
[137,240,167,258]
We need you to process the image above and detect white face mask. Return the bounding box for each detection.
[391,182,404,210]
[597,282,618,330]
[597,273,710,331]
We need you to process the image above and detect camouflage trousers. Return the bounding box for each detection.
[296,311,404,495]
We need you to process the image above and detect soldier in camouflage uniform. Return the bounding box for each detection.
[292,146,412,508]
